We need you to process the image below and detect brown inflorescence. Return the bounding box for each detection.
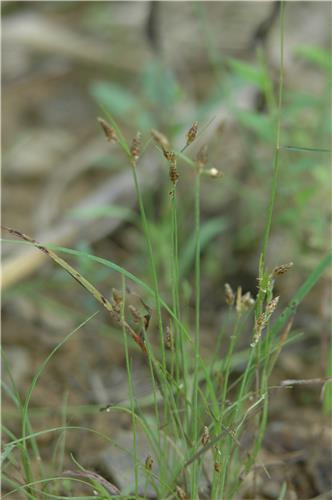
[176,486,188,500]
[201,426,210,446]
[214,462,221,472]
[168,152,179,185]
[225,283,235,307]
[235,287,255,314]
[165,325,174,351]
[151,129,170,152]
[185,121,198,147]
[130,132,141,163]
[251,296,279,347]
[145,455,153,470]
[97,117,117,142]
[241,292,255,310]
[129,305,141,324]
[273,262,294,276]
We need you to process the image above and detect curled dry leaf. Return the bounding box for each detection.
[63,469,120,495]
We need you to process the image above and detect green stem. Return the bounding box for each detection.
[121,277,139,496]
[191,170,201,498]
[171,189,190,427]
[131,166,166,371]
[259,0,285,278]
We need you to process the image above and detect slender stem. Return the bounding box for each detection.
[191,170,201,497]
[171,189,189,426]
[131,166,166,371]
[121,278,139,496]
[259,1,285,276]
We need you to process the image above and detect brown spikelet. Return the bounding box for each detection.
[185,121,198,147]
[266,296,279,316]
[273,262,294,276]
[214,462,221,472]
[253,312,265,345]
[163,149,175,162]
[129,305,141,323]
[241,291,255,310]
[225,283,235,306]
[145,455,153,470]
[201,426,210,446]
[176,486,188,500]
[234,286,255,314]
[143,313,151,332]
[151,129,170,151]
[112,289,123,306]
[236,286,242,313]
[97,117,117,142]
[165,325,174,351]
[130,132,141,163]
[112,289,122,313]
[251,296,279,347]
[168,154,179,184]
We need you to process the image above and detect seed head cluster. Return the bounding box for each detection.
[130,132,141,163]
[176,486,188,500]
[145,455,153,470]
[112,288,123,313]
[185,121,199,147]
[273,262,294,276]
[225,283,235,306]
[165,325,174,351]
[201,426,210,446]
[232,286,255,313]
[169,155,179,185]
[251,296,279,347]
[97,117,117,142]
[151,129,170,151]
[214,462,221,472]
[129,304,141,323]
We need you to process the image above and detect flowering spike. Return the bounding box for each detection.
[168,153,179,185]
[176,486,188,500]
[145,455,153,470]
[165,325,174,351]
[225,283,235,307]
[273,262,294,276]
[97,117,117,142]
[130,132,141,164]
[185,121,198,147]
[214,462,221,472]
[129,305,141,323]
[151,129,170,151]
[201,426,210,446]
[251,296,279,347]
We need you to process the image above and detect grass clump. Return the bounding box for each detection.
[2,113,330,497]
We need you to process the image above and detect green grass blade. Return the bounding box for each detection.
[2,237,191,342]
[281,145,331,153]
